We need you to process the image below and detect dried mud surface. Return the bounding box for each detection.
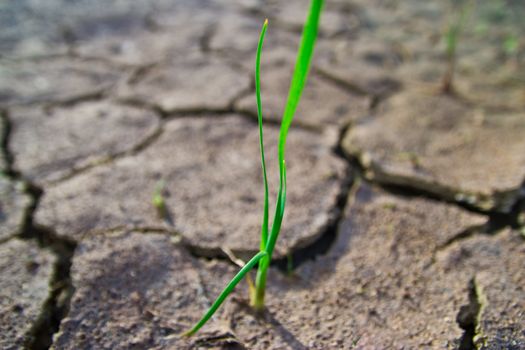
[35,115,346,259]
[10,101,160,185]
[1,0,524,349]
[0,239,56,349]
[0,175,32,242]
[342,89,525,212]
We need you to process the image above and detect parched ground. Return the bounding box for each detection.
[1,0,524,349]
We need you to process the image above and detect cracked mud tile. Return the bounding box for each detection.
[0,0,159,59]
[1,0,201,59]
[0,57,122,107]
[0,0,69,58]
[206,10,299,67]
[74,29,202,67]
[342,88,525,212]
[311,1,455,98]
[314,36,404,99]
[261,0,361,39]
[343,0,525,111]
[227,183,486,349]
[9,101,160,186]
[51,230,244,349]
[0,113,9,172]
[0,239,56,349]
[235,59,369,129]
[436,229,525,349]
[386,1,525,111]
[71,2,219,65]
[35,115,346,259]
[116,55,251,113]
[0,175,32,242]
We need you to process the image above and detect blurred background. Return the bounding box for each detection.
[1,0,524,107]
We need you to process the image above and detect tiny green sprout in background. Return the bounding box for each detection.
[503,34,519,56]
[152,180,167,219]
[441,0,472,94]
[184,0,324,336]
[286,252,294,276]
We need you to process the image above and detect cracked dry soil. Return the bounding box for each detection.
[0,0,524,349]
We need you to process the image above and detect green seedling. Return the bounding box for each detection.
[286,252,294,276]
[441,0,471,94]
[184,0,323,336]
[152,180,167,219]
[503,34,519,56]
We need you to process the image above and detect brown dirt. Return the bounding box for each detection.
[10,101,160,185]
[342,89,525,212]
[0,239,56,349]
[1,0,524,349]
[35,115,346,259]
[0,176,32,241]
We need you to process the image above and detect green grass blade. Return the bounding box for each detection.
[256,19,270,251]
[277,0,323,162]
[183,250,268,336]
[253,162,286,308]
[264,160,286,257]
[267,0,322,256]
[446,1,470,58]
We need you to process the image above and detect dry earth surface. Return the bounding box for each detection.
[0,0,524,349]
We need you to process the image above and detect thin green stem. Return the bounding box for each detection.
[183,250,268,336]
[253,162,286,310]
[256,19,270,251]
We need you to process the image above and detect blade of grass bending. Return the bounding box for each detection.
[256,19,270,251]
[267,0,323,257]
[183,250,268,336]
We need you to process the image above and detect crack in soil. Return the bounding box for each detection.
[24,226,76,350]
[230,73,255,109]
[198,23,216,54]
[456,277,482,350]
[437,224,490,252]
[342,145,522,220]
[125,62,161,85]
[0,107,76,349]
[313,66,403,106]
[313,67,369,97]
[47,119,165,186]
[10,181,76,350]
[41,89,108,110]
[0,109,14,174]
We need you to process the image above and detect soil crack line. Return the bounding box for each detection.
[0,109,14,174]
[25,226,76,350]
[339,143,522,227]
[47,121,165,186]
[456,277,483,350]
[14,180,76,350]
[313,67,370,97]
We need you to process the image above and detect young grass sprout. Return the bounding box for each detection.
[184,0,324,336]
[152,180,167,219]
[441,0,472,94]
